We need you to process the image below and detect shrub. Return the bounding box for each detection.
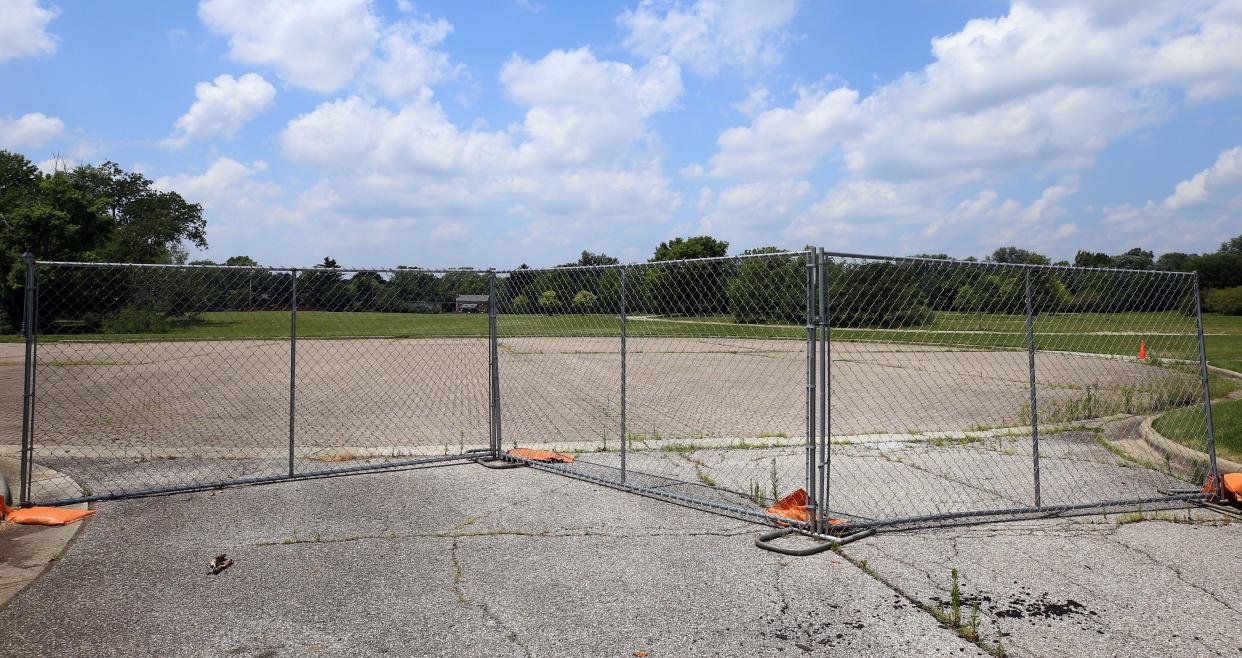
[510,294,530,312]
[1203,286,1242,315]
[537,290,562,311]
[572,290,597,309]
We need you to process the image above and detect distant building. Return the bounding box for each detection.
[455,294,490,313]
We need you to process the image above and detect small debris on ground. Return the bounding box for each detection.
[209,554,234,575]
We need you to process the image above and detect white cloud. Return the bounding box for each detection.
[198,0,379,93]
[618,0,798,78]
[1087,144,1242,255]
[154,158,281,217]
[0,0,58,63]
[710,86,860,178]
[0,112,63,149]
[163,73,276,148]
[275,47,685,261]
[1164,146,1242,210]
[706,1,1242,183]
[364,16,460,100]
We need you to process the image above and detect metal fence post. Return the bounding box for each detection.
[288,270,298,477]
[804,248,818,532]
[619,265,628,484]
[817,248,829,531]
[18,253,36,505]
[1025,268,1041,509]
[488,269,501,457]
[1193,276,1220,497]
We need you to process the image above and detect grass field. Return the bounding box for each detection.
[1154,398,1242,463]
[7,310,1241,372]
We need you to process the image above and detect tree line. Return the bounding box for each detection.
[4,148,1240,334]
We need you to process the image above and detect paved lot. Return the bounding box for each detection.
[0,463,1238,657]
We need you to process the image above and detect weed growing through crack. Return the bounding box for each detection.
[769,459,780,503]
[950,568,962,629]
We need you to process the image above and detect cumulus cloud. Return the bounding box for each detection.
[364,16,461,100]
[198,0,379,92]
[618,0,798,77]
[1082,144,1242,255]
[1164,146,1242,210]
[0,0,58,63]
[163,73,276,148]
[0,112,64,149]
[709,86,860,178]
[275,47,684,260]
[706,1,1242,183]
[154,157,281,212]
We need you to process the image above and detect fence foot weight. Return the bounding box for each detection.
[475,456,525,470]
[754,526,876,556]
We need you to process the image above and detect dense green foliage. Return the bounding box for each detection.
[0,151,206,330]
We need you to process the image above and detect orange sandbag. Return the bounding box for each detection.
[1,497,94,526]
[507,448,575,463]
[1203,472,1242,503]
[765,488,846,526]
[1222,473,1242,503]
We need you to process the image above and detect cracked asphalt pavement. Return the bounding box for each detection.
[0,463,1238,657]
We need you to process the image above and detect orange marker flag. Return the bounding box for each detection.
[1139,339,1147,360]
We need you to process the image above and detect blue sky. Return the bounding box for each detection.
[1,0,1239,268]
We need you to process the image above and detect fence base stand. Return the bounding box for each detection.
[754,526,876,556]
[475,456,526,470]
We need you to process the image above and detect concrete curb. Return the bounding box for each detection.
[1139,415,1241,474]
[0,457,91,611]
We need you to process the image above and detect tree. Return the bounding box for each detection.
[726,247,803,324]
[989,247,1050,265]
[652,236,728,261]
[1185,253,1242,289]
[645,235,731,315]
[0,151,208,330]
[1109,247,1154,270]
[1074,251,1111,268]
[298,257,346,309]
[1221,234,1242,255]
[67,161,206,263]
[1155,252,1193,272]
[570,250,619,267]
[225,255,258,267]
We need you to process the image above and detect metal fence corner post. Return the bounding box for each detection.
[804,248,818,533]
[1024,267,1041,509]
[288,269,298,478]
[817,247,830,531]
[18,252,36,505]
[1192,275,1220,497]
[619,265,628,484]
[488,269,501,458]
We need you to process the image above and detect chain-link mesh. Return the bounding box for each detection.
[21,261,488,503]
[13,252,1219,531]
[496,251,818,526]
[822,254,1214,528]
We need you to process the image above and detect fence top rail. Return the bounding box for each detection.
[493,249,811,274]
[820,249,1197,277]
[33,249,1196,278]
[33,260,493,275]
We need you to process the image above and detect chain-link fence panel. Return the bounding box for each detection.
[496,251,818,526]
[820,254,1217,530]
[13,251,1220,532]
[19,261,486,504]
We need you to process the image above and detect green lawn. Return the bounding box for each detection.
[5,310,1242,374]
[1153,398,1242,464]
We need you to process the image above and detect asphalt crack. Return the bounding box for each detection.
[450,538,532,658]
